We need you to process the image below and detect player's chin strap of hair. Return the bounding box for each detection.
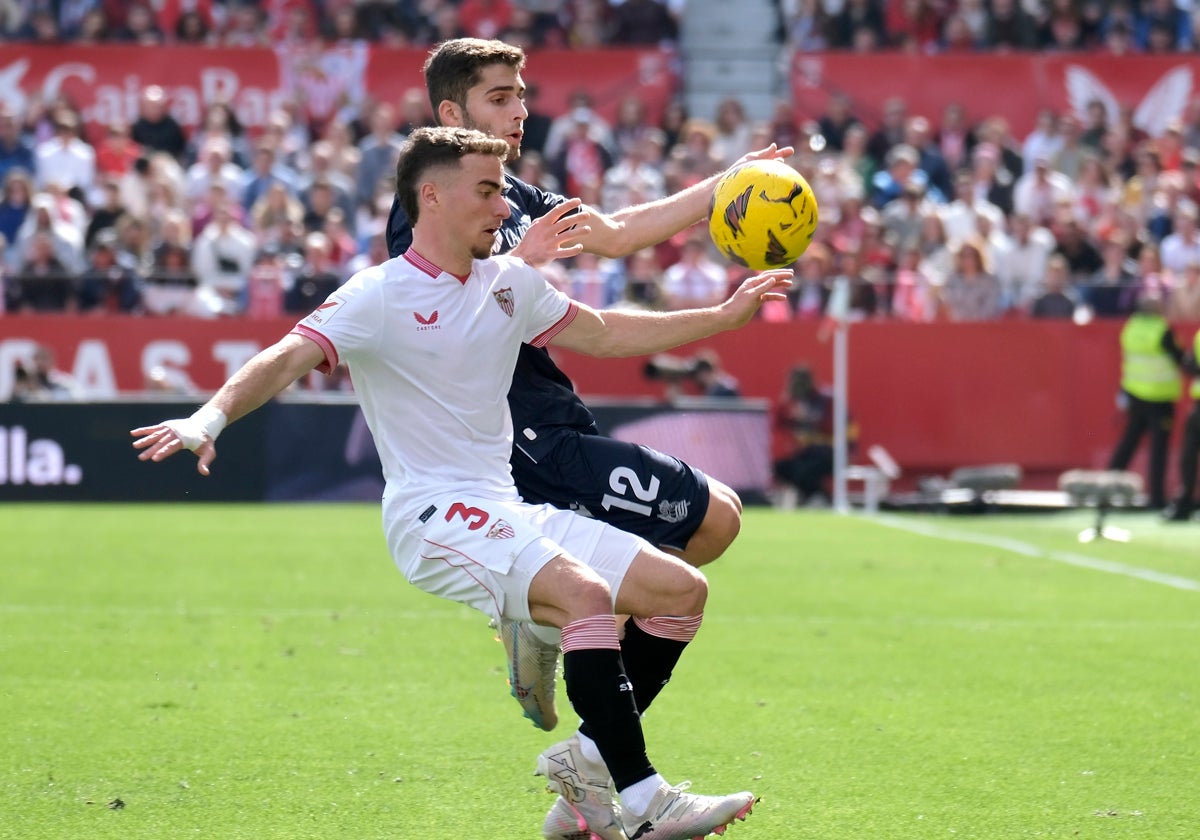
[165,405,228,452]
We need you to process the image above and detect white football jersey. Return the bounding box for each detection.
[294,250,577,512]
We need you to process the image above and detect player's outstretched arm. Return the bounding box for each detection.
[131,333,325,476]
[550,269,792,358]
[580,143,796,260]
[509,198,593,267]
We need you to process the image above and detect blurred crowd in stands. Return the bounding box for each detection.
[0,0,682,48]
[5,1,1200,55]
[3,1,1200,325]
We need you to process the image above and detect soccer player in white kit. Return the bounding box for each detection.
[132,127,790,840]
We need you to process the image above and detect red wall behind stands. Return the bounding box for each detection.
[5,317,1197,487]
[0,44,680,139]
[790,53,1197,137]
[8,45,1196,143]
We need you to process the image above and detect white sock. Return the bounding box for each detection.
[619,774,667,817]
[576,731,606,770]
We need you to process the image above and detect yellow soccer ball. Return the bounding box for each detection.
[708,159,819,270]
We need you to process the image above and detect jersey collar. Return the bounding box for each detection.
[404,249,470,285]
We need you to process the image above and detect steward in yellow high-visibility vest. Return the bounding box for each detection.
[1107,296,1186,510]
[1165,327,1200,522]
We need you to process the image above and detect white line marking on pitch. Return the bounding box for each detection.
[872,515,1200,593]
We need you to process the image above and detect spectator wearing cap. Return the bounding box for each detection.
[77,229,144,314]
[869,143,925,209]
[880,176,936,255]
[131,86,187,160]
[0,104,34,183]
[34,113,94,203]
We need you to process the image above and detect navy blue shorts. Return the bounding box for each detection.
[512,428,711,552]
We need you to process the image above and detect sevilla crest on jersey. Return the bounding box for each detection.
[493,287,515,317]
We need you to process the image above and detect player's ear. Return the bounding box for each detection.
[438,100,464,127]
[419,180,440,209]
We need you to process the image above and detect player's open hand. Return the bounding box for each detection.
[510,197,593,267]
[720,269,794,328]
[732,143,795,168]
[131,421,217,476]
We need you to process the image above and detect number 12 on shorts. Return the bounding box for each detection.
[600,467,660,517]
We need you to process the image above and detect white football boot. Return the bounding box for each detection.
[620,782,756,840]
[493,617,560,731]
[536,736,625,840]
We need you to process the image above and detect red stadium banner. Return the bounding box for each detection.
[791,53,1198,138]
[0,44,679,140]
[5,316,1198,488]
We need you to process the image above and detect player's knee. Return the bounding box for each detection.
[677,567,709,615]
[686,484,742,566]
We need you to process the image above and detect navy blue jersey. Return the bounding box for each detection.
[385,175,599,436]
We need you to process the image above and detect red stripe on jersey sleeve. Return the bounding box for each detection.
[290,325,339,373]
[530,302,579,347]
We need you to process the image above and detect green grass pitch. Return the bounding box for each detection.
[2,504,1197,839]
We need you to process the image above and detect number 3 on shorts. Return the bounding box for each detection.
[446,502,489,530]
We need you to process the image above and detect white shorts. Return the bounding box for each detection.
[384,492,648,626]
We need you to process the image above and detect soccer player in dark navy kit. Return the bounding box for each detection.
[385,35,789,749]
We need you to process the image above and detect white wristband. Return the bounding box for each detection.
[165,405,228,452]
[192,405,228,441]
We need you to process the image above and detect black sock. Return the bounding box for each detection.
[564,647,656,791]
[619,617,690,714]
